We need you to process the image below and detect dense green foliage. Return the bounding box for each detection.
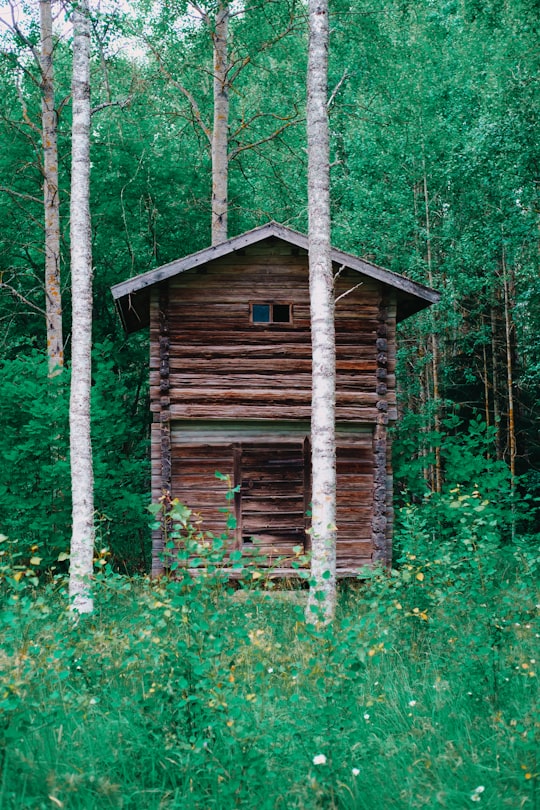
[1,496,538,808]
[0,347,149,572]
[0,0,538,564]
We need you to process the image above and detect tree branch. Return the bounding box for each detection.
[327,68,350,110]
[0,281,46,315]
[146,42,212,143]
[14,74,41,135]
[228,115,303,161]
[335,281,363,304]
[0,186,42,205]
[91,97,132,115]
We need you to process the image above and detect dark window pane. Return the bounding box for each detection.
[273,304,291,323]
[252,304,271,323]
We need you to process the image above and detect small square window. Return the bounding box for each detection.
[252,304,271,323]
[251,303,292,324]
[273,304,291,323]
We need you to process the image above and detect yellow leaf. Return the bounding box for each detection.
[13,571,24,582]
[57,552,70,562]
[416,572,424,582]
[252,571,262,580]
[246,693,256,701]
[29,557,42,566]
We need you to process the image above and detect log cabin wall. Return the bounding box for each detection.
[149,237,398,576]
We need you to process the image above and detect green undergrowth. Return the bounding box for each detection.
[1,508,539,809]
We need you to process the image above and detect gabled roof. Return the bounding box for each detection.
[111,221,440,333]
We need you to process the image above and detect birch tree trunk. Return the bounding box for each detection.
[305,0,337,624]
[69,0,94,614]
[211,1,229,245]
[40,0,63,376]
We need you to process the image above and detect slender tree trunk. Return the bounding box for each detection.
[422,167,441,493]
[40,0,63,375]
[69,0,94,614]
[211,1,229,245]
[481,322,490,432]
[490,304,502,459]
[305,0,336,625]
[502,252,516,483]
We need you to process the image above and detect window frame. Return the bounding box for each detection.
[250,301,293,325]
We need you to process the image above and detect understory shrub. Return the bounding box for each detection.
[0,346,149,573]
[1,493,538,810]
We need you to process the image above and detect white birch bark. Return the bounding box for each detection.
[69,0,94,614]
[305,0,337,624]
[40,0,63,376]
[211,1,229,245]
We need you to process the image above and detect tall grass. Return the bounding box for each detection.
[1,498,538,809]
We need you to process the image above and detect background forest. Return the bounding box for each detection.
[0,0,539,569]
[0,2,539,808]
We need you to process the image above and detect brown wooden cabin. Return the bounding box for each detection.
[111,222,439,578]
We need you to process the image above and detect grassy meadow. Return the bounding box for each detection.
[1,497,539,810]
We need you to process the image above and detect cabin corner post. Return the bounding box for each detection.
[372,294,391,566]
[151,283,172,576]
[372,418,389,564]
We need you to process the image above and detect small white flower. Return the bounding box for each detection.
[363,713,370,720]
[267,667,274,673]
[313,754,327,766]
[352,767,360,777]
[471,786,485,802]
[89,697,97,705]
[408,700,417,707]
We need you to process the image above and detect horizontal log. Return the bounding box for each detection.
[241,481,305,494]
[150,343,388,360]
[167,404,381,420]
[156,388,379,405]
[241,496,304,512]
[242,514,305,529]
[150,372,379,391]
[150,358,378,375]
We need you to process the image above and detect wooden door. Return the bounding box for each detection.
[239,440,310,563]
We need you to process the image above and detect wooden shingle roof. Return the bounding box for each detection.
[111,221,440,333]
